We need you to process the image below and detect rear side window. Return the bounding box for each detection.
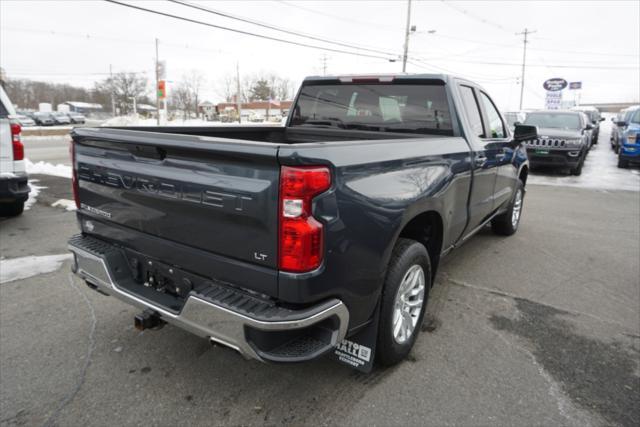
[459,86,484,137]
[291,82,453,135]
[479,92,505,138]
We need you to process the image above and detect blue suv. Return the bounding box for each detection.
[617,107,640,168]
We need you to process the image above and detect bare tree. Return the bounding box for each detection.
[95,72,149,114]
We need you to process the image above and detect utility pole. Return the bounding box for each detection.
[109,64,116,117]
[401,0,413,72]
[321,54,328,76]
[155,38,160,125]
[236,62,242,124]
[517,28,536,110]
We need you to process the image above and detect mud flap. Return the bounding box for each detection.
[329,303,380,373]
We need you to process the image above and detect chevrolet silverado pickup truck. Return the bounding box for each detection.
[68,74,535,369]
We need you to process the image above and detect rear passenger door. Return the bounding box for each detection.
[457,84,500,231]
[477,90,516,211]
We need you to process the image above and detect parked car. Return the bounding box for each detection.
[14,114,35,127]
[0,86,29,216]
[32,112,55,126]
[571,106,604,144]
[611,106,638,153]
[51,112,71,125]
[617,106,640,168]
[523,110,591,175]
[67,112,86,124]
[504,111,527,131]
[68,73,534,369]
[578,112,594,150]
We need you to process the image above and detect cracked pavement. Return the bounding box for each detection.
[1,172,639,425]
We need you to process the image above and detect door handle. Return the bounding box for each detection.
[474,155,487,167]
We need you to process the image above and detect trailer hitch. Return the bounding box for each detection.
[134,308,166,331]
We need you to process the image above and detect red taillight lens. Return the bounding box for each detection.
[70,141,80,209]
[279,166,331,272]
[10,122,24,161]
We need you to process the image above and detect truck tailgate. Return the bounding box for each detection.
[72,128,280,291]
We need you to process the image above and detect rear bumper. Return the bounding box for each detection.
[68,234,349,362]
[619,144,640,160]
[0,174,29,202]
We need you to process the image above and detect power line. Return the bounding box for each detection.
[103,0,397,61]
[411,57,639,70]
[276,0,401,32]
[414,31,639,58]
[168,0,397,57]
[440,0,516,34]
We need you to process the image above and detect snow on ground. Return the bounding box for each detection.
[528,120,640,192]
[51,199,77,211]
[24,180,45,211]
[25,159,72,179]
[0,254,73,284]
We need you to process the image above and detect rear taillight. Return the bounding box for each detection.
[70,141,80,209]
[279,166,331,272]
[10,121,24,161]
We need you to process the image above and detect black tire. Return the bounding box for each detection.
[377,238,431,366]
[491,180,524,236]
[571,159,584,176]
[0,200,25,217]
[618,157,629,169]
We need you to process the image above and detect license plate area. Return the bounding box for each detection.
[535,149,550,155]
[120,248,208,312]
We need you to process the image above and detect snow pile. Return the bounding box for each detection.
[25,159,72,179]
[0,254,73,284]
[52,199,77,211]
[24,180,45,211]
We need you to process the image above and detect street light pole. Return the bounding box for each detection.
[401,0,412,72]
[155,38,160,125]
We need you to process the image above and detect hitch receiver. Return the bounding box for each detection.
[134,308,165,331]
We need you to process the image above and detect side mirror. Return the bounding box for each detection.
[513,124,537,142]
[585,123,594,130]
[599,117,605,122]
[616,121,628,127]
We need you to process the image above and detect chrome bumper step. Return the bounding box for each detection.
[68,234,349,362]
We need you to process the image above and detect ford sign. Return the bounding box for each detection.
[543,78,568,92]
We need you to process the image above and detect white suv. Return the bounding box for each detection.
[0,85,29,216]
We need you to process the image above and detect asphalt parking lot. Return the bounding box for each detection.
[1,124,639,426]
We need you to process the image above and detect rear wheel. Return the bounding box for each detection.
[0,200,25,217]
[618,157,629,168]
[377,238,431,366]
[491,180,524,236]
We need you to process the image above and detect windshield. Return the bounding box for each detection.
[290,82,453,135]
[524,113,582,130]
[630,109,640,124]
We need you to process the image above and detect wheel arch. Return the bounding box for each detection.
[395,210,444,283]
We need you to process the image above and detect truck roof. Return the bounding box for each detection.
[302,73,451,84]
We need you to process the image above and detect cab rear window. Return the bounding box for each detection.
[290,82,453,135]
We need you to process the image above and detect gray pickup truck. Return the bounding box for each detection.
[68,74,535,370]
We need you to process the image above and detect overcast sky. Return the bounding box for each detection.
[1,0,639,110]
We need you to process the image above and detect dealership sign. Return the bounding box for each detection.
[543,78,568,92]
